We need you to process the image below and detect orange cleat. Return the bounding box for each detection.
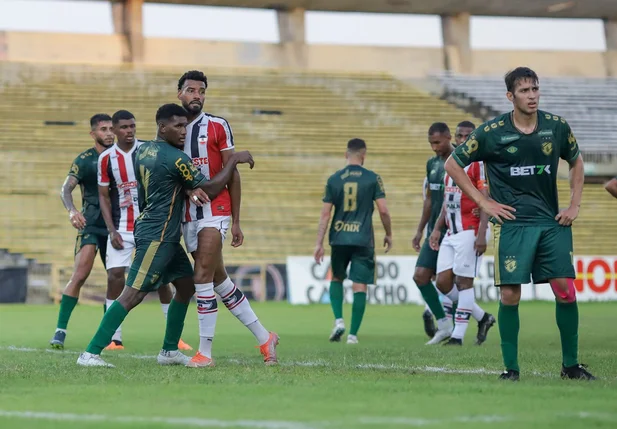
[178,339,193,351]
[104,340,124,351]
[258,332,279,365]
[186,352,215,368]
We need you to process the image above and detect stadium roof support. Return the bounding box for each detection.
[112,0,144,63]
[605,19,617,77]
[441,13,471,74]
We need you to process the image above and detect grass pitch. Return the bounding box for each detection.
[0,301,616,429]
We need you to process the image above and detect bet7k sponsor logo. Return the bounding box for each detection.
[510,165,551,176]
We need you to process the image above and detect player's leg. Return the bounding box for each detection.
[427,237,455,344]
[103,232,132,350]
[49,233,98,349]
[414,240,447,323]
[329,245,352,341]
[532,226,595,380]
[346,246,374,344]
[157,283,193,351]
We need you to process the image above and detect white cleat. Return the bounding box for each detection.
[329,319,346,342]
[346,335,358,344]
[426,319,454,345]
[157,349,190,366]
[76,352,115,368]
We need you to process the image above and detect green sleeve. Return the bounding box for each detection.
[68,155,85,183]
[558,119,580,164]
[322,177,334,203]
[374,174,386,200]
[452,126,489,167]
[172,151,206,189]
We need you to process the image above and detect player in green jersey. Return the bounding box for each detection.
[447,67,595,381]
[314,138,392,344]
[77,104,254,367]
[49,114,114,349]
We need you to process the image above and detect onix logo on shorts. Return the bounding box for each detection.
[510,165,551,176]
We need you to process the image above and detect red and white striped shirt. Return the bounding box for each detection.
[183,112,234,221]
[443,162,486,235]
[97,142,140,233]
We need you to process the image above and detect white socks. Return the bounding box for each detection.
[106,298,122,342]
[161,303,170,318]
[452,288,474,340]
[196,282,217,358]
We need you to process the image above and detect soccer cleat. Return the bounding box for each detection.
[178,339,193,351]
[329,320,346,342]
[561,364,596,380]
[426,319,453,345]
[104,340,124,351]
[49,330,66,349]
[422,309,437,338]
[186,352,216,368]
[258,332,279,365]
[346,335,358,344]
[76,352,115,368]
[157,349,190,366]
[475,313,496,345]
[443,338,463,346]
[498,370,520,381]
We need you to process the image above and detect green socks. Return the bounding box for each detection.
[56,294,78,330]
[418,283,446,320]
[498,302,520,372]
[350,292,367,336]
[556,301,579,367]
[86,301,128,355]
[329,281,344,320]
[162,299,189,351]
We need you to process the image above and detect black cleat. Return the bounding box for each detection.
[498,370,520,381]
[561,364,596,380]
[422,309,437,338]
[443,337,463,346]
[49,330,66,349]
[475,313,496,345]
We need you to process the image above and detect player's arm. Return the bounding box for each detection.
[413,176,431,251]
[428,204,446,251]
[221,148,243,247]
[195,152,253,199]
[605,178,617,199]
[62,160,86,230]
[373,175,392,252]
[474,163,489,255]
[98,185,123,250]
[314,202,333,264]
[556,120,584,226]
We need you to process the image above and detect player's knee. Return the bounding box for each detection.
[107,268,124,285]
[435,275,451,294]
[117,287,145,311]
[550,279,576,303]
[454,277,474,291]
[351,282,367,293]
[413,269,431,286]
[500,286,521,305]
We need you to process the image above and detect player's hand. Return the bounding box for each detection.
[383,235,393,253]
[429,230,442,251]
[472,207,481,218]
[187,188,210,206]
[479,198,516,224]
[474,235,487,256]
[313,244,325,264]
[233,151,255,169]
[412,231,422,252]
[231,223,244,248]
[556,205,579,226]
[69,209,86,230]
[110,231,124,250]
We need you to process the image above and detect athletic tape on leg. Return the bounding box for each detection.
[550,279,576,303]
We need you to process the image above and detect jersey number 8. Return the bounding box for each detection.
[344,182,358,212]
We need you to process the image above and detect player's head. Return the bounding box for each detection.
[505,67,540,115]
[89,113,114,148]
[455,120,475,145]
[177,70,207,115]
[156,103,188,148]
[346,138,367,165]
[428,122,452,158]
[112,110,136,145]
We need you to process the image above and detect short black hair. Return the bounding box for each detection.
[112,110,135,125]
[457,120,475,130]
[505,67,539,93]
[90,113,112,130]
[156,103,188,124]
[347,138,367,152]
[177,70,208,91]
[428,122,450,136]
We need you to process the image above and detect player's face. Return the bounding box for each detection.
[113,118,136,145]
[178,80,206,115]
[508,78,540,115]
[428,132,452,158]
[91,120,115,148]
[455,126,474,145]
[161,116,188,148]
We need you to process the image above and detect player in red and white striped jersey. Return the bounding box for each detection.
[176,71,277,367]
[429,160,495,346]
[97,110,191,351]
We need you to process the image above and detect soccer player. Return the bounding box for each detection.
[176,70,277,367]
[603,177,617,199]
[446,67,595,380]
[77,103,254,368]
[49,114,114,349]
[428,159,496,346]
[98,109,191,351]
[314,138,392,344]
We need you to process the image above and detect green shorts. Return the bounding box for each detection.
[415,235,443,272]
[126,239,194,293]
[74,227,108,268]
[494,223,575,286]
[330,245,375,285]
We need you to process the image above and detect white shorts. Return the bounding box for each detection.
[106,231,135,270]
[436,229,488,278]
[182,216,231,254]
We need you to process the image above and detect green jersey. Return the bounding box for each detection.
[452,110,580,225]
[134,140,206,242]
[68,147,106,232]
[323,165,386,248]
[425,155,447,236]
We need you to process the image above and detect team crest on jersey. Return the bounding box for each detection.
[542,142,553,156]
[505,257,517,273]
[198,123,208,145]
[506,146,518,154]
